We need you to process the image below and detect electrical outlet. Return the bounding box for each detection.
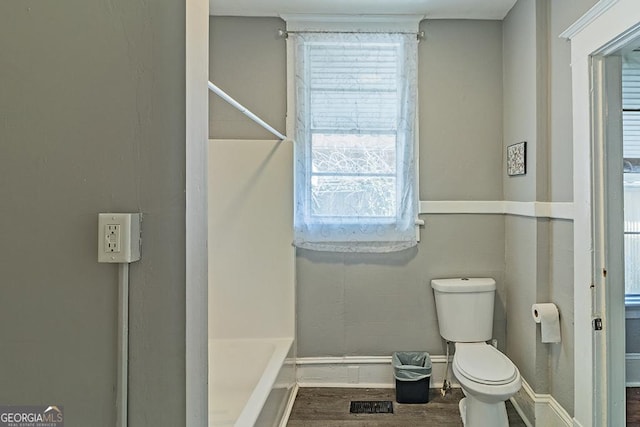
[105,224,121,253]
[98,213,141,263]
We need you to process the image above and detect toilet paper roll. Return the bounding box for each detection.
[531,303,561,343]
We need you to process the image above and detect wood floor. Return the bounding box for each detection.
[628,388,640,426]
[287,387,527,426]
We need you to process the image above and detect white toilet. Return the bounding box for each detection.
[431,278,521,427]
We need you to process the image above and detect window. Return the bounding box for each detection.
[623,53,640,304]
[290,32,418,252]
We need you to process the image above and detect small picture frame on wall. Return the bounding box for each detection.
[507,141,526,176]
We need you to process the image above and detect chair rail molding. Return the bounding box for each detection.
[419,200,574,220]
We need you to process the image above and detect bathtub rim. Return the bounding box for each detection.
[209,337,294,427]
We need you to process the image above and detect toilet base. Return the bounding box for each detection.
[459,398,467,426]
[458,395,509,427]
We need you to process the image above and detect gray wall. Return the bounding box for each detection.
[209,17,505,357]
[549,0,589,202]
[420,20,504,201]
[209,17,287,139]
[297,215,506,356]
[0,1,186,425]
[503,0,540,203]
[548,219,576,414]
[503,0,597,416]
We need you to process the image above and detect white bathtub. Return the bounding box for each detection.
[209,338,295,427]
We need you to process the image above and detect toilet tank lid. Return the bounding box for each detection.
[431,278,496,292]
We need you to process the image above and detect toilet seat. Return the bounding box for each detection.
[454,343,517,385]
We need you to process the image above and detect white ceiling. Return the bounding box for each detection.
[210,0,518,20]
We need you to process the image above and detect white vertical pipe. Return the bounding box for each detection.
[207,81,287,141]
[117,263,129,427]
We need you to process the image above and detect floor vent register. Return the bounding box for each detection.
[349,400,394,414]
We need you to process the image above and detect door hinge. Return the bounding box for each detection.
[593,318,603,331]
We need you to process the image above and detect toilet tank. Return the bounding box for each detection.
[431,278,496,342]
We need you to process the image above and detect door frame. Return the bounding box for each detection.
[186,0,209,425]
[562,0,640,425]
[591,53,625,427]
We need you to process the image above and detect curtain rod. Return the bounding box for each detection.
[278,29,425,40]
[208,81,287,141]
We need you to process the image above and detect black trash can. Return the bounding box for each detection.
[392,351,432,404]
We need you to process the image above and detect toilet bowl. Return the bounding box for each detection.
[452,342,521,427]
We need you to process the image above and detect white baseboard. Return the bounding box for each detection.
[626,353,640,386]
[509,377,573,427]
[295,355,458,389]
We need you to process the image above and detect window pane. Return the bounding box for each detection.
[625,181,640,231]
[310,176,396,218]
[308,43,399,132]
[623,60,640,110]
[623,111,640,159]
[626,234,640,295]
[311,133,396,174]
[625,181,640,295]
[309,45,398,91]
[310,91,398,131]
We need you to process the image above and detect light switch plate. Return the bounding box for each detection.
[98,213,141,263]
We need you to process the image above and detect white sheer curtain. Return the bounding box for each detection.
[291,32,418,252]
